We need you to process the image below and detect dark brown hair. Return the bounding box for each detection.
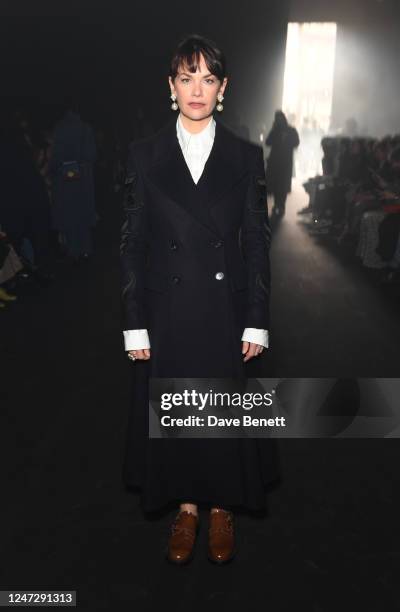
[169,34,227,82]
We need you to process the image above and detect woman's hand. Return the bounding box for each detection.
[242,342,264,362]
[128,349,151,360]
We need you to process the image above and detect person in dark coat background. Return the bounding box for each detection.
[0,111,54,278]
[120,34,277,565]
[265,110,300,216]
[50,105,97,263]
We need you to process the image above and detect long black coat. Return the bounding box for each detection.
[50,112,97,231]
[266,125,300,195]
[120,116,278,512]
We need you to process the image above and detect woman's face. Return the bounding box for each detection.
[169,53,227,122]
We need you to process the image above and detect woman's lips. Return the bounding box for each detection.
[188,103,205,108]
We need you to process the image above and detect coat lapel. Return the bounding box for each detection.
[145,117,248,236]
[197,119,248,209]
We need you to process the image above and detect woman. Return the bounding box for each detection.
[120,34,276,564]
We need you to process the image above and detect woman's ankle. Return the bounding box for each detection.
[210,507,231,514]
[179,503,198,516]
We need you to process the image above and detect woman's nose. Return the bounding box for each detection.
[192,83,202,97]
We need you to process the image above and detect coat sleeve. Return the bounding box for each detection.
[241,146,272,330]
[291,127,300,148]
[265,129,274,147]
[119,143,149,330]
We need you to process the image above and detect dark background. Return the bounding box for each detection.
[1,0,399,140]
[0,0,290,139]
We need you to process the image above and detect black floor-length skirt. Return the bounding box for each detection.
[122,282,280,513]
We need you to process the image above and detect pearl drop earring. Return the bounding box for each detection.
[216,92,224,112]
[170,93,178,111]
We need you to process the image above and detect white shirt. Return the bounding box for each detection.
[123,113,269,351]
[176,113,215,184]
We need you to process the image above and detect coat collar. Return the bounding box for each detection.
[145,116,248,236]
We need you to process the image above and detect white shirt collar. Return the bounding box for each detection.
[176,114,216,153]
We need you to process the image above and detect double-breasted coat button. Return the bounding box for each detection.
[170,240,178,250]
[212,240,223,248]
[215,272,224,280]
[172,275,181,284]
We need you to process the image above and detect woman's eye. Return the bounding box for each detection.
[181,78,190,83]
[205,79,215,84]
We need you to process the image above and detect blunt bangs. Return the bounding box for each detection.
[169,34,226,82]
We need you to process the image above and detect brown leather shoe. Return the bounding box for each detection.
[208,509,236,564]
[165,510,199,565]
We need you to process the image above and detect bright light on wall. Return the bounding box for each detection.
[282,22,337,177]
[283,22,337,132]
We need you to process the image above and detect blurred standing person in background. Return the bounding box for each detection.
[265,110,300,217]
[50,103,97,264]
[0,110,54,282]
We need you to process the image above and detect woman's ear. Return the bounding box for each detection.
[168,76,175,96]
[219,77,228,96]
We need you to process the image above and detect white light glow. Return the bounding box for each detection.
[282,22,337,177]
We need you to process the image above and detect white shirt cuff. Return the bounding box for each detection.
[241,328,269,348]
[123,329,151,351]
